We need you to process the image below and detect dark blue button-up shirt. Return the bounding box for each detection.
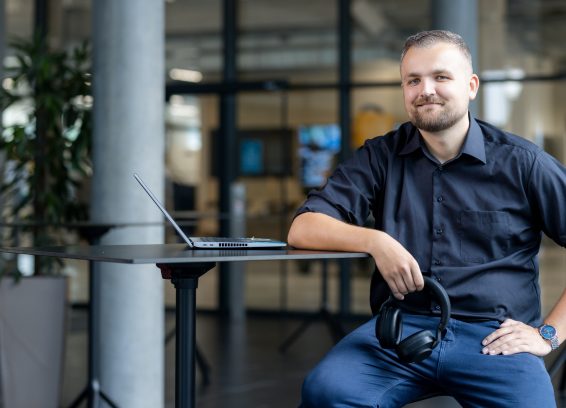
[296,117,566,325]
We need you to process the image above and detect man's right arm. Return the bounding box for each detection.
[287,211,424,299]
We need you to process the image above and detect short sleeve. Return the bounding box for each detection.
[528,151,566,246]
[295,139,388,226]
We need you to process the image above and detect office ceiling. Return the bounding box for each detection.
[164,0,429,77]
[4,0,566,79]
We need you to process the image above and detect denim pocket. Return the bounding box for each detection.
[458,210,510,263]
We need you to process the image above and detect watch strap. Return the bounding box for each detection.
[550,335,560,350]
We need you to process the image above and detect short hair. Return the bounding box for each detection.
[401,30,473,69]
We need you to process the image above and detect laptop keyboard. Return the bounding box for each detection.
[198,237,251,242]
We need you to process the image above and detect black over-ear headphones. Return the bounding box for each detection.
[375,276,451,364]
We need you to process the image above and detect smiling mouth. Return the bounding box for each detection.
[415,98,444,107]
[416,102,443,108]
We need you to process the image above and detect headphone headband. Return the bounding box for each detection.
[376,275,452,363]
[420,276,451,334]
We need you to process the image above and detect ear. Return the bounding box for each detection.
[468,73,480,101]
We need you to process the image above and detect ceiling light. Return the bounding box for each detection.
[169,68,203,83]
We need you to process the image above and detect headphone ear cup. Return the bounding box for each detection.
[396,330,436,363]
[376,304,402,349]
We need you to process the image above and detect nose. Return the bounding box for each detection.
[420,78,436,96]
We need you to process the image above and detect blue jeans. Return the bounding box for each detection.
[301,314,556,408]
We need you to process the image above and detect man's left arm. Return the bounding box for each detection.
[482,288,566,356]
[483,151,566,356]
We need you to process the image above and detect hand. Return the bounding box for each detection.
[370,231,424,300]
[481,319,552,357]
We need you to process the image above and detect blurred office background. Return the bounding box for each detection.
[1,0,566,407]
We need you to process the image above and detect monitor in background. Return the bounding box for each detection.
[210,128,293,177]
[240,139,264,175]
[298,124,341,188]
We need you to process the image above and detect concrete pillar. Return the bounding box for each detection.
[0,0,3,262]
[0,0,4,111]
[478,0,509,124]
[0,0,4,84]
[431,0,479,116]
[91,1,165,407]
[0,0,5,212]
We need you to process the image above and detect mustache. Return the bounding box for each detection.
[414,96,445,106]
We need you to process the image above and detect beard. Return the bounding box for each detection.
[409,97,466,132]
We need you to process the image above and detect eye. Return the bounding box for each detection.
[436,75,449,81]
[407,78,420,86]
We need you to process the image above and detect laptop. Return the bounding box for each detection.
[134,173,287,249]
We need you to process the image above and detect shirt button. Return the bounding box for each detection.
[435,228,443,235]
[433,259,441,265]
[437,196,444,203]
[434,305,441,311]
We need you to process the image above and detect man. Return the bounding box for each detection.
[288,30,566,407]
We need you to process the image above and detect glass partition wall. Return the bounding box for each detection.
[2,0,565,316]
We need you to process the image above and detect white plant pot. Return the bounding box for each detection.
[0,276,68,408]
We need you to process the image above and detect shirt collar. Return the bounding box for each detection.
[461,116,486,164]
[398,115,486,164]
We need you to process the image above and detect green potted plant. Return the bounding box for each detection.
[0,35,92,408]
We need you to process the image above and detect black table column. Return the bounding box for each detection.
[158,262,215,408]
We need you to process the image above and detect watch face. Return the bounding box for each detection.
[540,325,557,339]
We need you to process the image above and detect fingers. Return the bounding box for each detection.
[370,232,424,300]
[385,258,422,300]
[389,278,408,301]
[481,319,551,357]
[481,319,520,355]
[412,265,425,291]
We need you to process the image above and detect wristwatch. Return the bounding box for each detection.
[538,324,560,350]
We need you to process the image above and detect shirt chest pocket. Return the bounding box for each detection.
[458,210,511,263]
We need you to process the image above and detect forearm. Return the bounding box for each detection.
[288,211,424,298]
[287,212,380,254]
[543,287,566,347]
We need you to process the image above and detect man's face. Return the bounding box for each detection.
[400,42,479,133]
